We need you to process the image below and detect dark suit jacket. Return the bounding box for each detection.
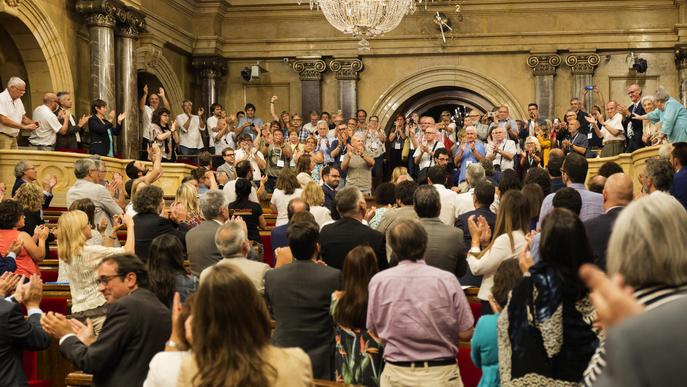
[456,207,496,253]
[88,116,121,156]
[59,288,171,387]
[55,109,81,149]
[322,184,337,214]
[320,217,387,271]
[622,102,646,152]
[270,224,289,250]
[185,220,223,276]
[0,301,51,386]
[670,168,687,210]
[12,179,52,209]
[594,296,687,387]
[265,260,341,380]
[419,218,467,278]
[584,207,623,271]
[133,213,189,263]
[550,177,565,193]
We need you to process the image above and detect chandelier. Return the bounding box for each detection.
[300,0,436,51]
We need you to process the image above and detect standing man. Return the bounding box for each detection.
[562,119,592,157]
[525,103,546,148]
[413,119,444,171]
[620,84,646,152]
[216,147,237,182]
[0,77,38,149]
[176,100,206,156]
[670,143,687,209]
[489,105,518,141]
[356,109,368,131]
[570,97,591,136]
[237,103,263,140]
[368,220,474,386]
[139,85,171,156]
[206,102,224,156]
[590,101,626,157]
[55,91,88,150]
[186,190,228,276]
[486,127,517,171]
[321,165,340,214]
[453,126,485,184]
[29,93,69,151]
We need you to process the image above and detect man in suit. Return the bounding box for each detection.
[270,198,309,250]
[66,158,123,230]
[524,102,546,146]
[411,185,467,278]
[0,273,50,386]
[202,220,270,294]
[670,142,687,209]
[456,180,496,253]
[133,185,189,262]
[320,186,387,271]
[186,189,228,276]
[41,254,170,387]
[547,149,565,193]
[265,221,341,380]
[321,165,340,216]
[620,83,646,153]
[426,166,459,226]
[584,173,633,271]
[12,160,56,208]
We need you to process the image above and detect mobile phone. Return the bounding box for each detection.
[585,85,594,91]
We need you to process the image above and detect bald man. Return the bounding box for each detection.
[584,173,634,270]
[29,92,69,150]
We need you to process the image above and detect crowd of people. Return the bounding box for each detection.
[0,74,686,386]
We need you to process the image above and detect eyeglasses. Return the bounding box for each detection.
[225,153,235,157]
[95,274,121,286]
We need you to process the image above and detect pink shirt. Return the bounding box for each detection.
[0,229,39,277]
[367,260,474,361]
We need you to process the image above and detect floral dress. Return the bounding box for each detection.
[330,294,384,386]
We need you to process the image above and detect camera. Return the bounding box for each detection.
[585,85,594,91]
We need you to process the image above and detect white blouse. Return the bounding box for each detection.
[467,230,526,301]
[63,245,124,313]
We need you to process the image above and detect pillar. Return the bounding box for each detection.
[191,56,227,114]
[527,54,561,120]
[292,57,326,117]
[329,58,364,119]
[677,46,687,107]
[77,0,117,113]
[115,9,145,159]
[565,53,601,111]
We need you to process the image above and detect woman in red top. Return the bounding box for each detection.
[0,199,49,276]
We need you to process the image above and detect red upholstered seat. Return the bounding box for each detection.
[470,302,482,324]
[41,269,58,283]
[23,351,49,386]
[260,234,274,267]
[458,346,482,387]
[40,297,68,315]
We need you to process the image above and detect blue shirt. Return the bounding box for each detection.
[647,97,687,143]
[238,116,264,140]
[454,141,486,183]
[471,314,500,387]
[537,183,603,229]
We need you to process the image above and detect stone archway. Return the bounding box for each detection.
[0,0,74,107]
[136,44,184,110]
[370,65,525,131]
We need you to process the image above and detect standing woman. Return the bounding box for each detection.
[331,246,384,386]
[387,113,407,174]
[88,99,126,157]
[301,181,332,229]
[148,234,197,308]
[535,120,553,166]
[228,179,267,261]
[174,184,203,228]
[150,107,179,162]
[296,154,315,188]
[15,183,54,259]
[639,95,667,146]
[56,210,135,335]
[466,190,529,314]
[364,116,386,190]
[270,168,303,227]
[0,199,48,277]
[342,133,374,195]
[287,129,305,168]
[518,136,542,179]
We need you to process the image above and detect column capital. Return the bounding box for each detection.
[115,7,146,38]
[292,58,327,81]
[676,45,687,70]
[192,56,228,79]
[76,0,120,28]
[527,54,562,76]
[329,58,364,80]
[565,53,601,75]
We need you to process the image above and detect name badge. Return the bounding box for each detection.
[394,142,401,150]
[276,159,285,168]
[587,132,593,140]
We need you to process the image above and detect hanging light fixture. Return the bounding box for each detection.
[299,0,437,51]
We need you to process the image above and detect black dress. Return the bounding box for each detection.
[228,199,263,243]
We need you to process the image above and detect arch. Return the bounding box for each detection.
[370,65,526,131]
[0,0,74,107]
[136,44,184,110]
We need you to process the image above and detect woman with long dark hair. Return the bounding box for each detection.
[270,168,303,227]
[331,245,384,386]
[499,208,598,385]
[148,234,197,307]
[88,99,126,156]
[228,179,266,261]
[177,264,313,386]
[150,107,179,162]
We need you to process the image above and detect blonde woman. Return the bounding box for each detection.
[390,166,409,184]
[56,210,135,335]
[519,136,542,177]
[15,183,53,259]
[302,182,332,229]
[175,183,202,227]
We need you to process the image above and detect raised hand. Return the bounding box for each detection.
[108,110,116,122]
[518,241,534,274]
[117,112,127,123]
[69,318,96,346]
[0,272,22,298]
[158,87,165,97]
[271,95,278,103]
[197,107,205,117]
[143,84,149,95]
[78,114,89,128]
[98,216,109,233]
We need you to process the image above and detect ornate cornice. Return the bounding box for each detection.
[77,0,146,34]
[191,56,227,79]
[292,58,327,81]
[329,58,364,80]
[565,53,601,75]
[527,54,562,76]
[676,45,687,70]
[115,7,146,38]
[4,0,20,7]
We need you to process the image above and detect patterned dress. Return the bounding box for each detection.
[330,294,384,386]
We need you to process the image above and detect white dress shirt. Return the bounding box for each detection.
[0,89,25,137]
[433,184,459,226]
[176,113,205,149]
[29,104,62,146]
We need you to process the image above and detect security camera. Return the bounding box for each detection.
[240,67,251,82]
[632,58,648,73]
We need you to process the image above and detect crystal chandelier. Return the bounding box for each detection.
[300,0,435,51]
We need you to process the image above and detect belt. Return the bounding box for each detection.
[388,358,456,368]
[604,140,624,144]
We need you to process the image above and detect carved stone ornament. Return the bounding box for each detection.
[292,59,327,81]
[329,58,364,80]
[76,0,120,28]
[191,56,228,79]
[115,7,146,38]
[527,54,562,76]
[565,54,601,75]
[676,46,687,70]
[4,0,20,7]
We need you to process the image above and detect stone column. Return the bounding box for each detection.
[191,56,227,114]
[676,46,687,107]
[77,0,118,113]
[329,58,364,119]
[565,53,601,111]
[292,57,326,117]
[115,9,145,159]
[527,54,562,120]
